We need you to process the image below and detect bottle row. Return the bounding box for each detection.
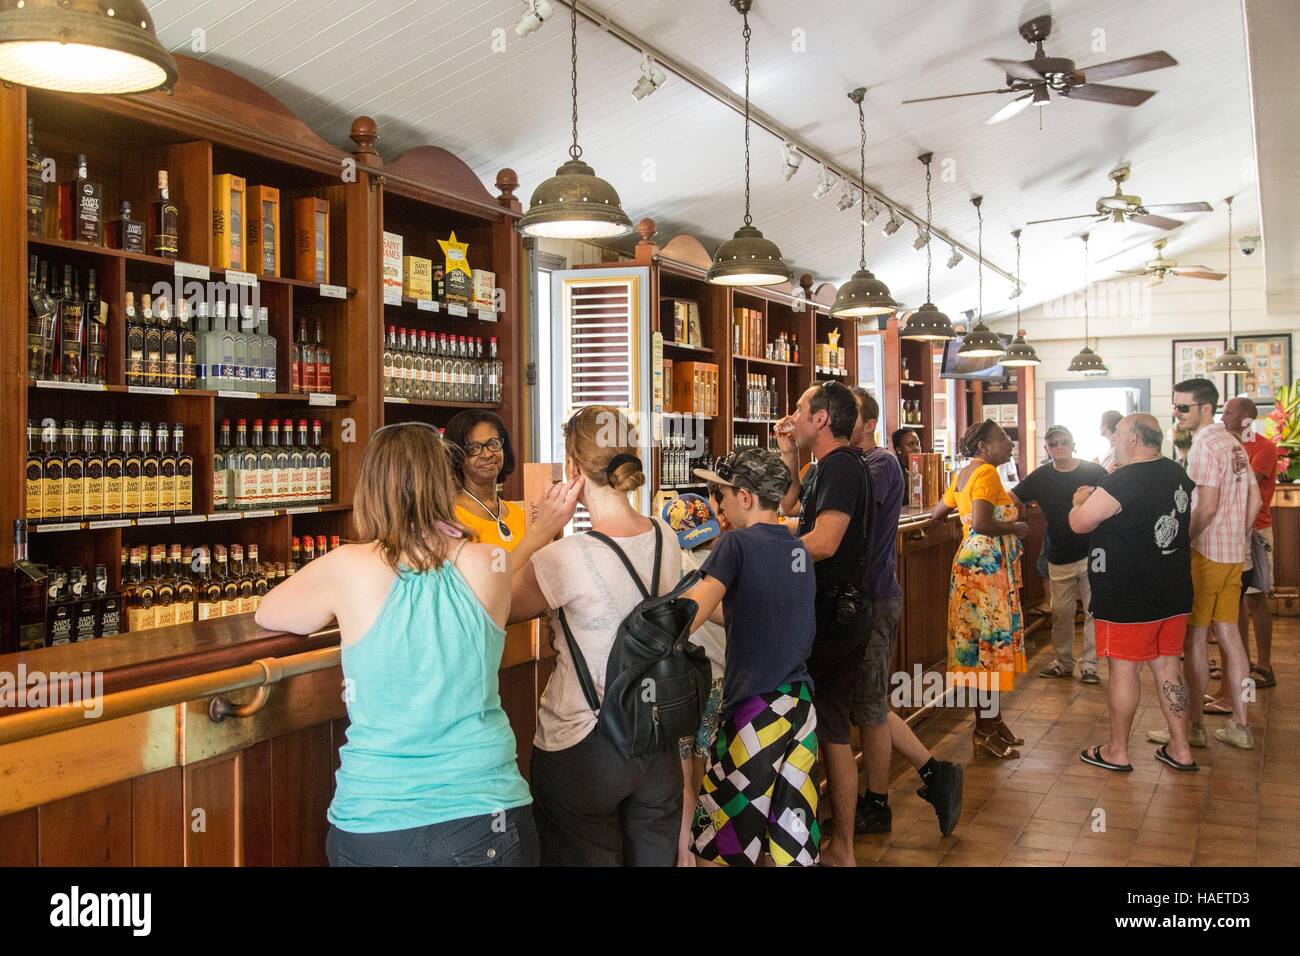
[214,418,333,512]
[732,433,776,451]
[26,259,108,385]
[740,373,781,420]
[659,435,712,487]
[382,327,502,404]
[25,420,193,525]
[901,400,924,425]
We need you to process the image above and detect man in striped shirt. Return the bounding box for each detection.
[1156,379,1261,751]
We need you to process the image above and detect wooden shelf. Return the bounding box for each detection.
[734,354,799,368]
[899,423,926,431]
[388,295,500,322]
[733,418,779,424]
[383,396,502,410]
[901,379,926,387]
[662,341,715,355]
[29,380,355,404]
[31,503,352,534]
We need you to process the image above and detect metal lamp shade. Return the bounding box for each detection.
[0,0,177,94]
[707,224,790,286]
[831,268,898,317]
[900,302,957,341]
[518,158,633,240]
[1000,330,1041,367]
[958,321,1006,358]
[1068,346,1108,374]
[1210,346,1250,375]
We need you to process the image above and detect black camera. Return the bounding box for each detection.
[831,583,865,625]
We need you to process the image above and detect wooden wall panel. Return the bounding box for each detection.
[500,661,537,781]
[132,768,184,866]
[38,780,133,866]
[0,809,38,866]
[184,755,240,866]
[240,740,275,867]
[271,724,332,866]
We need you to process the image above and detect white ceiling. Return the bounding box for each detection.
[146,0,1260,320]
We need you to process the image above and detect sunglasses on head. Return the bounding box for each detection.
[711,453,758,493]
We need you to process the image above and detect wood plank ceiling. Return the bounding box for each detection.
[144,0,1257,320]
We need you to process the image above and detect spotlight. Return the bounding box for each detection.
[1008,284,1023,300]
[630,53,667,101]
[813,165,839,200]
[860,197,883,225]
[946,245,963,269]
[913,225,930,251]
[882,207,903,236]
[781,142,802,181]
[514,0,555,37]
[836,186,858,212]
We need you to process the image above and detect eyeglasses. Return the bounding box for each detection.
[1172,402,1209,414]
[462,437,504,457]
[1045,438,1072,448]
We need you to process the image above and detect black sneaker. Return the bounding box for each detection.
[854,796,892,834]
[917,760,963,836]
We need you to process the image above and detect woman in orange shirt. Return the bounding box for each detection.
[444,411,540,566]
[930,420,1030,758]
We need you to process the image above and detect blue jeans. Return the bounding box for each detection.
[326,805,539,867]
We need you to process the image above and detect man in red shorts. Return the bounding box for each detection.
[1068,414,1199,772]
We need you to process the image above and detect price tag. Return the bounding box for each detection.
[88,519,132,529]
[308,392,337,407]
[175,261,211,281]
[447,303,469,318]
[207,511,241,522]
[216,390,254,399]
[416,298,439,313]
[224,270,257,287]
[172,514,207,524]
[243,509,276,519]
[35,380,105,392]
[383,397,409,405]
[476,309,498,322]
[319,283,347,299]
[128,385,177,396]
[285,506,318,515]
[35,522,82,533]
[136,516,171,526]
[383,290,403,306]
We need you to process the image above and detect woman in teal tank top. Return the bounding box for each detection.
[256,421,537,866]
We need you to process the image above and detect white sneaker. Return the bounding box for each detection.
[1147,725,1207,748]
[1214,722,1255,750]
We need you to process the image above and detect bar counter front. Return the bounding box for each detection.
[0,506,1031,867]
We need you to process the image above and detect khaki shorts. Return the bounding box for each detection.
[1190,550,1243,627]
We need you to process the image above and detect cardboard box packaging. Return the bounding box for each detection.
[672,361,718,416]
[246,185,281,277]
[212,173,247,271]
[662,359,674,412]
[402,255,432,299]
[472,269,496,310]
[295,197,331,283]
[382,232,403,302]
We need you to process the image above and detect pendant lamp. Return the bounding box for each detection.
[1068,233,1107,373]
[831,88,898,317]
[901,153,956,340]
[519,1,632,240]
[1000,229,1041,366]
[0,0,177,94]
[957,196,1006,358]
[708,0,788,286]
[1210,196,1249,376]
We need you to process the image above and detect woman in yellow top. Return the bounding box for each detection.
[444,411,537,563]
[930,420,1029,759]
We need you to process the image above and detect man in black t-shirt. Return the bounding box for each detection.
[776,380,870,868]
[1013,425,1108,683]
[1069,414,1199,775]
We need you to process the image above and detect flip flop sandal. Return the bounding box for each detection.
[1251,666,1277,688]
[1203,701,1233,716]
[1079,746,1133,773]
[1155,744,1199,772]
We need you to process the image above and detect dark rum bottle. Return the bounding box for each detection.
[57,153,102,244]
[152,169,179,259]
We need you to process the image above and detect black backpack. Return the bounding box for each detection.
[556,521,712,759]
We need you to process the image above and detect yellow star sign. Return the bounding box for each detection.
[438,231,473,278]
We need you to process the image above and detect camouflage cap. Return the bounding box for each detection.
[693,447,792,502]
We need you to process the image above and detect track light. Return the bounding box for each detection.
[946,245,963,269]
[780,142,802,181]
[813,165,839,200]
[860,197,883,225]
[836,186,858,212]
[514,0,555,37]
[882,207,903,236]
[630,53,667,101]
[1008,283,1023,300]
[913,225,930,251]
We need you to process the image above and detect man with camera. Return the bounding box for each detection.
[777,381,874,867]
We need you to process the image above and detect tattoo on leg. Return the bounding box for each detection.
[1161,678,1189,717]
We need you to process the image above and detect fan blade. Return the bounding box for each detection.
[1076,51,1177,83]
[1025,213,1103,225]
[1131,213,1184,230]
[1144,202,1213,213]
[1171,269,1226,281]
[985,93,1034,124]
[1062,84,1156,107]
[901,88,1011,104]
[986,57,1044,82]
[1114,268,1148,276]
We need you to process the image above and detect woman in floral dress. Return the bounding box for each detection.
[930,420,1029,759]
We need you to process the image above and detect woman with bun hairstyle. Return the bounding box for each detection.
[511,405,684,866]
[929,419,1029,759]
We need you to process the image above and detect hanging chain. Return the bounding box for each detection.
[1082,234,1090,342]
[975,200,983,322]
[569,1,581,160]
[742,12,752,226]
[857,98,867,269]
[924,157,933,301]
[1014,230,1022,333]
[1226,197,1234,337]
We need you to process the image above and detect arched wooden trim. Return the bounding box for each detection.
[385,145,500,208]
[811,282,839,307]
[658,233,714,271]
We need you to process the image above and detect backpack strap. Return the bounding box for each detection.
[556,607,602,715]
[586,519,664,599]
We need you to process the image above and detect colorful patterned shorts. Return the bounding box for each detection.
[691,682,820,867]
[679,679,724,761]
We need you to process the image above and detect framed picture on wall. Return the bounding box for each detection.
[1172,337,1229,403]
[1234,333,1292,403]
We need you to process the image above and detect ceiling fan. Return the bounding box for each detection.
[1109,238,1225,285]
[902,15,1177,124]
[1026,165,1213,235]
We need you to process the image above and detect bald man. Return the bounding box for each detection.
[1068,414,1200,772]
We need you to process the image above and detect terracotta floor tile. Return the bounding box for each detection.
[1129,843,1195,866]
[1001,846,1071,866]
[873,847,946,867]
[1032,794,1097,824]
[1064,851,1128,866]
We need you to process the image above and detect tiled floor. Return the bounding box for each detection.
[857,613,1300,866]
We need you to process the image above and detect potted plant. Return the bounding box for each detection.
[1267,381,1300,482]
